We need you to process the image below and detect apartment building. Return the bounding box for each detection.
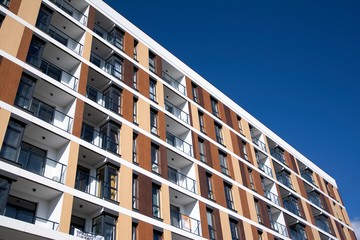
[0,0,356,239]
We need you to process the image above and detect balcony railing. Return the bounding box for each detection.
[86,85,121,114]
[36,22,83,55]
[276,172,294,190]
[301,169,316,186]
[162,71,186,96]
[168,167,196,193]
[252,136,266,152]
[49,0,87,25]
[4,147,66,183]
[271,148,286,165]
[75,172,117,201]
[170,209,200,236]
[165,100,189,124]
[81,124,119,154]
[1,0,10,8]
[166,131,193,157]
[283,199,301,216]
[290,228,308,240]
[308,192,323,209]
[264,190,280,206]
[315,218,331,234]
[90,52,123,80]
[27,55,78,90]
[15,96,73,133]
[270,221,289,238]
[4,212,59,230]
[257,161,273,177]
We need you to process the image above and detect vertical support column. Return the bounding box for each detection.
[0,58,23,105]
[0,108,11,149]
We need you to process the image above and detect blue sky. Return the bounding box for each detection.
[104,0,360,228]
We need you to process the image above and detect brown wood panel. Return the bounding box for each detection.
[203,111,215,140]
[9,0,21,14]
[197,85,205,107]
[158,110,166,141]
[230,131,240,156]
[0,58,22,105]
[238,220,246,240]
[239,189,251,219]
[87,6,96,30]
[285,152,299,174]
[305,224,315,240]
[159,145,168,179]
[239,162,249,188]
[223,104,233,128]
[155,54,162,78]
[212,174,226,207]
[209,141,221,173]
[335,221,346,240]
[314,173,325,192]
[259,199,270,228]
[121,90,133,122]
[138,68,149,98]
[123,58,133,88]
[16,27,33,61]
[124,32,134,58]
[138,133,151,172]
[253,170,264,195]
[320,193,330,213]
[185,77,193,99]
[72,99,85,137]
[191,131,199,160]
[138,173,152,217]
[327,182,336,199]
[205,138,213,167]
[305,202,315,224]
[202,88,212,114]
[213,208,223,240]
[78,63,89,96]
[199,202,210,239]
[138,220,153,240]
[251,225,259,240]
[348,229,357,240]
[297,176,308,197]
[298,199,306,219]
[197,166,207,198]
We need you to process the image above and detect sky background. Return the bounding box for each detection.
[104,0,360,234]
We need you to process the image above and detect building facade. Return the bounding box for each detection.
[0,0,356,239]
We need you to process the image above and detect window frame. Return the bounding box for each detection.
[198,111,205,133]
[214,122,224,145]
[224,183,235,210]
[151,143,160,174]
[150,109,158,135]
[152,184,161,218]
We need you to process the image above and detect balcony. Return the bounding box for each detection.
[90,52,123,80]
[81,123,119,154]
[170,208,200,236]
[270,221,289,238]
[252,136,266,152]
[301,169,316,186]
[162,60,187,96]
[258,161,273,178]
[271,147,286,165]
[289,224,308,240]
[283,196,301,217]
[168,167,196,194]
[264,190,280,206]
[86,85,121,114]
[1,0,9,8]
[162,71,186,95]
[165,100,189,124]
[315,216,331,234]
[15,96,73,133]
[166,131,193,157]
[276,171,294,190]
[308,191,323,209]
[49,0,88,25]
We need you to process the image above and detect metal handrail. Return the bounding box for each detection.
[49,0,87,25]
[264,190,280,206]
[170,209,200,235]
[168,167,196,193]
[283,198,301,216]
[270,148,287,165]
[301,169,316,186]
[166,131,193,157]
[15,96,73,133]
[270,220,289,237]
[276,171,294,190]
[308,191,323,209]
[162,71,186,95]
[252,136,267,151]
[257,161,273,177]
[86,85,121,114]
[164,100,189,124]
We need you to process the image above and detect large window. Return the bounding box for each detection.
[192,83,198,103]
[219,151,229,175]
[211,97,220,117]
[18,142,46,176]
[92,214,117,240]
[75,165,90,193]
[206,208,216,240]
[0,177,11,215]
[106,55,123,79]
[149,51,156,72]
[151,144,160,173]
[152,184,161,218]
[150,109,158,135]
[198,111,205,133]
[70,215,86,235]
[27,36,45,67]
[248,168,255,190]
[97,164,118,201]
[149,78,157,101]
[108,27,124,50]
[133,67,138,90]
[254,199,262,223]
[0,119,25,161]
[206,173,214,200]
[214,122,224,145]
[15,73,37,111]
[5,196,36,224]
[198,138,207,163]
[132,133,138,163]
[36,5,53,31]
[229,218,240,240]
[132,175,139,210]
[100,121,120,154]
[224,183,235,210]
[134,40,138,60]
[133,97,138,123]
[104,85,122,114]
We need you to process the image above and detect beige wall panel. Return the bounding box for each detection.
[242,221,255,239]
[246,191,257,222]
[58,193,74,233]
[82,32,93,61]
[302,202,314,225]
[219,210,231,240]
[65,141,80,187]
[119,166,132,209]
[157,81,164,108]
[190,105,199,131]
[232,186,242,215]
[138,98,150,132]
[161,184,170,225]
[0,18,25,57]
[0,108,11,150]
[222,126,233,153]
[290,174,300,193]
[311,228,321,240]
[17,0,42,25]
[163,229,171,240]
[232,156,243,185]
[240,119,252,142]
[137,42,149,69]
[117,213,131,240]
[120,125,133,162]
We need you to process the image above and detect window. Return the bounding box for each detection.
[229,219,240,240]
[0,0,10,8]
[108,27,124,50]
[237,116,243,134]
[106,55,123,80]
[283,196,301,216]
[149,51,156,72]
[92,214,117,240]
[198,138,207,163]
[192,83,198,103]
[211,97,220,117]
[132,175,139,209]
[206,173,214,200]
[96,164,118,201]
[133,97,138,123]
[132,133,138,163]
[0,14,5,27]
[289,224,307,240]
[248,168,255,190]
[134,40,138,60]
[242,141,248,161]
[0,119,25,161]
[153,230,162,240]
[258,230,263,240]
[104,85,122,114]
[27,36,45,67]
[224,183,235,210]
[267,205,275,229]
[214,122,224,145]
[0,177,11,215]
[151,144,160,173]
[207,208,216,240]
[5,196,36,224]
[152,184,161,218]
[150,109,158,135]
[100,121,120,154]
[132,222,138,240]
[75,165,90,193]
[18,142,46,176]
[254,199,262,223]
[15,74,36,111]
[219,151,229,175]
[199,111,205,133]
[70,215,86,235]
[133,67,138,90]
[149,78,157,101]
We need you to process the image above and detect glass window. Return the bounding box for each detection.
[81,123,95,143]
[15,74,37,110]
[92,214,117,240]
[150,109,158,135]
[149,79,157,101]
[199,111,205,133]
[108,27,124,50]
[214,122,224,145]
[5,195,36,224]
[18,142,46,176]
[75,165,90,193]
[219,151,229,175]
[69,215,86,235]
[27,36,45,67]
[36,5,53,31]
[153,230,162,240]
[0,177,11,215]
[152,184,161,218]
[132,222,138,240]
[242,141,248,161]
[0,119,25,161]
[224,183,235,210]
[104,85,122,114]
[248,168,255,190]
[192,83,198,103]
[149,51,156,72]
[198,138,207,162]
[101,122,120,154]
[229,219,240,240]
[97,164,118,201]
[206,173,214,200]
[132,175,139,209]
[133,67,138,90]
[211,97,220,117]
[206,208,216,240]
[237,116,243,134]
[151,144,160,173]
[132,133,138,163]
[134,40,138,60]
[254,199,262,223]
[133,97,138,123]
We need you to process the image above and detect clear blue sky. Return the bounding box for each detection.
[104,0,360,222]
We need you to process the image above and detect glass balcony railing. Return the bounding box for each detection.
[283,199,301,216]
[290,228,308,240]
[49,0,87,25]
[271,148,286,165]
[86,85,121,114]
[257,161,273,178]
[36,22,83,55]
[81,124,119,154]
[301,169,316,186]
[308,192,323,209]
[170,209,200,236]
[164,100,189,124]
[168,167,196,193]
[90,52,123,80]
[252,136,266,152]
[1,0,10,8]
[276,172,294,190]
[166,132,193,157]
[270,221,289,238]
[162,71,186,96]
[27,55,78,90]
[315,217,331,234]
[4,212,59,230]
[264,190,280,206]
[3,147,67,183]
[15,96,73,133]
[75,172,117,201]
